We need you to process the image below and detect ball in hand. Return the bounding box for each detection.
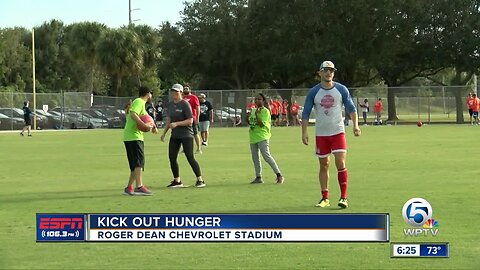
[137,114,154,132]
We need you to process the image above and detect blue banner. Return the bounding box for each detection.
[89,214,387,229]
[36,214,86,242]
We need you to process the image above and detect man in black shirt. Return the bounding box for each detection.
[154,100,164,128]
[198,94,213,146]
[20,101,32,136]
[146,101,155,122]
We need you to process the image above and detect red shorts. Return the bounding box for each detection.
[315,133,347,158]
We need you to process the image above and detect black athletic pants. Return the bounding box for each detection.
[169,137,202,178]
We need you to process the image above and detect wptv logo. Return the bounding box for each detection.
[402,198,439,237]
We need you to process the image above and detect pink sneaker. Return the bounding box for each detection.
[134,186,153,196]
[123,186,134,196]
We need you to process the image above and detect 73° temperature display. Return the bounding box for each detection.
[391,243,449,258]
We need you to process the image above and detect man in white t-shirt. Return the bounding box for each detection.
[359,98,369,125]
[301,61,361,209]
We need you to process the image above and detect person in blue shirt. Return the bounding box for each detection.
[20,101,33,137]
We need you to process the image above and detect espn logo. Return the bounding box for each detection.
[39,217,83,229]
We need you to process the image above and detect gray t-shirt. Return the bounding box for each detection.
[167,100,193,138]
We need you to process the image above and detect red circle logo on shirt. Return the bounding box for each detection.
[320,95,335,109]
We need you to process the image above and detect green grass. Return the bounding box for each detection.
[0,125,478,269]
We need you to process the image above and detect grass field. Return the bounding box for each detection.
[0,125,478,269]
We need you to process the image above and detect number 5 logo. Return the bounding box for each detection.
[402,198,433,227]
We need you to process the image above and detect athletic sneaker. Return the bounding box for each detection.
[276,176,284,184]
[195,180,206,188]
[195,149,203,154]
[134,186,153,196]
[250,177,264,184]
[20,132,24,136]
[167,180,184,188]
[123,186,134,196]
[338,198,349,208]
[202,141,208,146]
[315,198,330,208]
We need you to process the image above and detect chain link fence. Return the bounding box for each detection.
[0,85,473,131]
[194,85,471,127]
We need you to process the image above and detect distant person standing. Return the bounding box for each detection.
[301,61,361,208]
[146,101,155,122]
[155,100,164,128]
[472,93,480,125]
[466,93,475,125]
[161,84,205,188]
[290,100,301,126]
[281,99,289,126]
[374,98,383,125]
[359,99,369,125]
[198,93,213,146]
[183,84,202,154]
[20,101,32,136]
[273,97,282,126]
[122,86,157,196]
[269,100,279,126]
[248,93,284,184]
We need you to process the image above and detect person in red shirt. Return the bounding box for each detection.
[290,100,300,126]
[246,98,256,113]
[374,98,383,125]
[183,84,202,154]
[472,93,480,125]
[281,99,289,126]
[273,97,282,126]
[269,99,278,126]
[466,93,475,125]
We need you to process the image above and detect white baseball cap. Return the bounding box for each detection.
[319,61,337,71]
[170,83,183,92]
[199,93,206,98]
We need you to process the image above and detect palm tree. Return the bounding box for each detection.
[96,28,143,97]
[65,22,106,92]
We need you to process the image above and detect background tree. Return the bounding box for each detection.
[96,27,143,97]
[0,27,32,92]
[64,22,106,92]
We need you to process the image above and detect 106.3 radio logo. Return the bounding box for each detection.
[402,198,439,237]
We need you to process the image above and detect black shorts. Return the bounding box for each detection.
[24,118,31,126]
[271,114,278,121]
[124,140,144,171]
[192,123,199,135]
[469,109,473,116]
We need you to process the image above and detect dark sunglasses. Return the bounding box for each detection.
[320,68,336,73]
